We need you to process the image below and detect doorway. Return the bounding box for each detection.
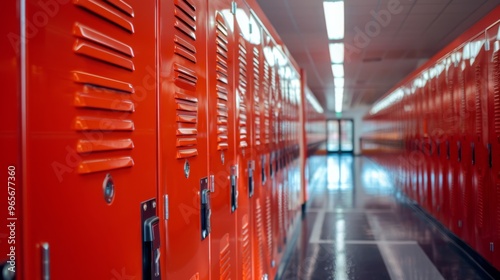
[327,119,354,153]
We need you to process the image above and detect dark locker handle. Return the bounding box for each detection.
[201,189,211,239]
[471,143,476,165]
[143,216,161,280]
[458,141,462,162]
[261,157,266,184]
[446,141,450,160]
[437,141,441,157]
[230,172,238,212]
[488,144,493,168]
[248,167,254,198]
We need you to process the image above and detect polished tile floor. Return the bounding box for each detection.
[279,154,494,280]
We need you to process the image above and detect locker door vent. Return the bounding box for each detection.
[493,52,500,137]
[72,1,137,174]
[263,61,270,145]
[474,63,483,136]
[253,48,261,147]
[172,0,199,159]
[241,215,252,280]
[238,37,248,148]
[215,13,230,151]
[265,197,273,263]
[219,234,231,280]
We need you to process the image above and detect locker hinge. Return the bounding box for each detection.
[231,165,238,212]
[164,195,169,220]
[209,175,215,193]
[248,160,255,197]
[231,1,237,14]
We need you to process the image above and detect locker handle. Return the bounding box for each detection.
[248,161,255,198]
[471,142,476,165]
[458,141,462,162]
[200,178,211,240]
[141,199,161,280]
[446,141,450,160]
[230,165,238,212]
[488,144,493,168]
[437,141,441,157]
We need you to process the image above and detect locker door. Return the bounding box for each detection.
[158,0,210,279]
[206,4,238,280]
[21,1,158,279]
[246,14,273,280]
[465,36,489,254]
[0,2,22,279]
[233,3,255,279]
[486,23,500,267]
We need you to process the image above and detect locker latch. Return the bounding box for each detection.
[488,144,493,168]
[471,142,476,165]
[269,153,274,178]
[230,165,238,212]
[261,155,266,184]
[248,160,255,197]
[458,141,462,162]
[200,177,211,240]
[142,199,161,280]
[446,141,450,160]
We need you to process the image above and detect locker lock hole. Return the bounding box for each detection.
[184,160,190,178]
[103,174,115,204]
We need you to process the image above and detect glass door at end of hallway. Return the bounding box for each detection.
[327,119,354,153]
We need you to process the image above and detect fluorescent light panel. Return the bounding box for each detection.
[335,87,343,113]
[323,1,344,40]
[329,43,344,64]
[332,64,344,77]
[334,77,344,87]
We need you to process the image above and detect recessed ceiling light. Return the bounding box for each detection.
[323,1,344,40]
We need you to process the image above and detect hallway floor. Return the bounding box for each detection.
[279,154,494,280]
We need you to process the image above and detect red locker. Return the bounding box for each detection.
[158,0,210,278]
[0,2,22,279]
[233,3,255,279]
[486,22,500,267]
[206,3,238,280]
[20,1,158,278]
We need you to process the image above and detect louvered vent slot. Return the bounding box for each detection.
[265,197,273,264]
[263,62,270,144]
[216,14,229,151]
[72,1,136,174]
[174,0,196,40]
[238,38,248,148]
[459,72,466,134]
[241,215,252,280]
[172,0,199,159]
[475,63,483,136]
[219,234,231,280]
[494,52,500,137]
[253,48,261,146]
[175,92,199,159]
[255,200,265,277]
[476,173,485,228]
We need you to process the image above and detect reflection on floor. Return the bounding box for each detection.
[280,154,493,280]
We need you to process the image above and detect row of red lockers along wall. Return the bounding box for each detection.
[0,0,318,279]
[365,8,500,270]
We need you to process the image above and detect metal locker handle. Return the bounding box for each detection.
[143,214,161,280]
[248,161,255,198]
[488,144,493,168]
[230,165,238,212]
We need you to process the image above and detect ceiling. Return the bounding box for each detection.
[255,0,500,115]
